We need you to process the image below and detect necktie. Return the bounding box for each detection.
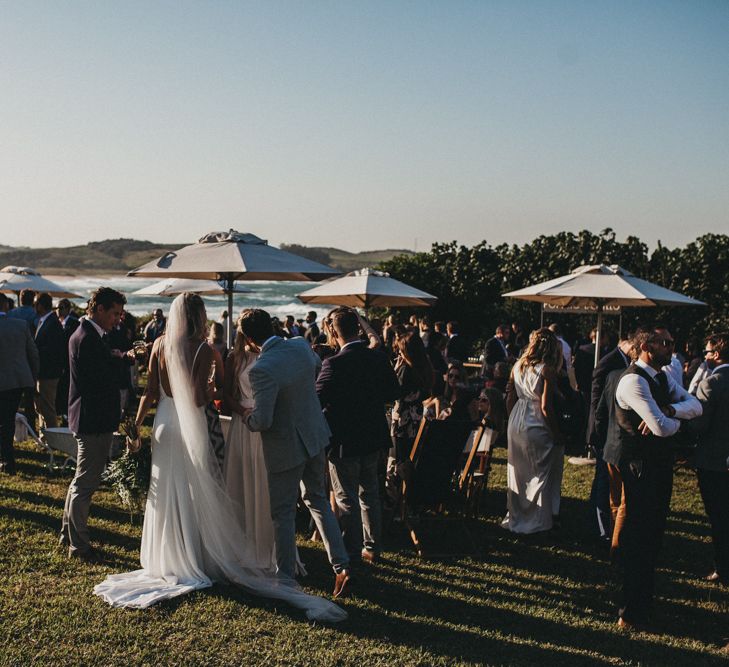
[655,371,670,403]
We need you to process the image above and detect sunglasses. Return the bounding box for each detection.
[703,349,716,355]
[652,338,675,348]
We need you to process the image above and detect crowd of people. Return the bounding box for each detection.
[0,286,727,634]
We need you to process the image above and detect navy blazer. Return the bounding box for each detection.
[316,342,400,458]
[35,314,66,380]
[588,346,629,447]
[67,319,121,434]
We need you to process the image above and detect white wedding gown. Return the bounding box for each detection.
[94,298,346,622]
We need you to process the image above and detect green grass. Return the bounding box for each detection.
[1,441,727,666]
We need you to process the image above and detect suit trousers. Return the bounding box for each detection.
[606,463,626,558]
[35,378,59,429]
[267,449,349,578]
[616,457,673,624]
[61,432,111,554]
[329,450,382,557]
[589,453,611,539]
[0,388,24,471]
[697,468,729,583]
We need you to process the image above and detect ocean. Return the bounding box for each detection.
[47,274,334,323]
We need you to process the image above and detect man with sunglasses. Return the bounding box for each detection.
[613,327,702,630]
[687,333,729,588]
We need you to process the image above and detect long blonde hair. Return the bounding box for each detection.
[518,327,563,372]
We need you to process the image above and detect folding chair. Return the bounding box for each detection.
[459,419,498,518]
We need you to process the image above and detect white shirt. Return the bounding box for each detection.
[558,336,572,371]
[662,354,684,387]
[688,361,711,395]
[616,358,703,437]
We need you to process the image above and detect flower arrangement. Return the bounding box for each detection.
[104,418,151,521]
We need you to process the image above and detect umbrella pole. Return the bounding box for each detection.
[226,278,234,349]
[594,302,603,368]
[540,304,544,327]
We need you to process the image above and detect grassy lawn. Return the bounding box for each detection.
[1,440,727,666]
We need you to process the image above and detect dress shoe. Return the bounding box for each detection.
[332,569,351,599]
[361,548,378,564]
[69,547,104,565]
[617,617,637,632]
[706,571,720,583]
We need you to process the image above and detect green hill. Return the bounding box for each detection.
[0,239,414,275]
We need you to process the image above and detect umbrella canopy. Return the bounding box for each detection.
[132,278,251,297]
[0,266,82,298]
[503,264,705,308]
[503,264,705,367]
[297,268,438,309]
[127,230,340,346]
[127,230,339,282]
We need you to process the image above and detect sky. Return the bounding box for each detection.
[2,1,728,252]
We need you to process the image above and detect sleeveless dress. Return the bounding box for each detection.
[502,361,564,534]
[94,343,342,621]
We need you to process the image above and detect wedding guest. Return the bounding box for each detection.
[548,323,572,373]
[143,308,166,343]
[439,363,469,414]
[8,288,37,330]
[485,361,511,395]
[317,307,399,564]
[391,330,434,463]
[481,325,511,376]
[502,327,564,534]
[304,311,322,345]
[510,321,527,357]
[478,387,507,437]
[0,292,39,475]
[424,330,448,398]
[282,315,299,338]
[240,308,351,597]
[208,322,228,360]
[382,314,399,353]
[107,317,134,417]
[445,321,469,364]
[613,327,702,630]
[419,315,433,347]
[60,287,128,563]
[687,333,729,586]
[33,292,65,429]
[55,299,80,422]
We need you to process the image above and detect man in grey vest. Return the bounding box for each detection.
[613,327,701,630]
[240,309,351,598]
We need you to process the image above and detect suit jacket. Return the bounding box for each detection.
[587,346,629,446]
[67,319,121,434]
[446,334,469,363]
[0,315,39,392]
[316,342,400,458]
[247,336,331,474]
[35,314,66,380]
[595,369,622,465]
[480,336,507,375]
[688,365,729,472]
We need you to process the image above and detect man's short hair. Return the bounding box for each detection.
[35,292,53,311]
[548,323,562,336]
[328,307,359,340]
[708,332,729,362]
[87,287,126,314]
[447,320,459,333]
[239,308,274,345]
[56,298,72,314]
[20,288,36,306]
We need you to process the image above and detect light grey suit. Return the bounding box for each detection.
[247,336,348,577]
[0,315,39,393]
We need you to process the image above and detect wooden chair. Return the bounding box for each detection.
[459,419,498,518]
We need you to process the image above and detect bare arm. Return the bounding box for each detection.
[135,338,161,428]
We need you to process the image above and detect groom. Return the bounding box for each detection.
[239,309,351,597]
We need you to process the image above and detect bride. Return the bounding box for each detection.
[93,293,346,622]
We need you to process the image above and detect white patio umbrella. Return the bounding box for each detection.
[132,278,251,297]
[503,264,705,367]
[128,230,340,346]
[297,268,437,310]
[0,266,82,298]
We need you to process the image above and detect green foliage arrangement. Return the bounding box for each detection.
[104,443,151,521]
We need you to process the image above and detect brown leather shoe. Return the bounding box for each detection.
[69,547,104,565]
[361,548,378,564]
[333,569,351,599]
[617,617,636,632]
[706,571,720,582]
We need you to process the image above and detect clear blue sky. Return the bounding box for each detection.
[2,1,728,251]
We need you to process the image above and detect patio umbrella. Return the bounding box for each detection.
[297,268,437,310]
[132,278,251,297]
[128,230,340,346]
[0,266,82,298]
[503,264,705,367]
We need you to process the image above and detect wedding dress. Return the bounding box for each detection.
[93,296,346,622]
